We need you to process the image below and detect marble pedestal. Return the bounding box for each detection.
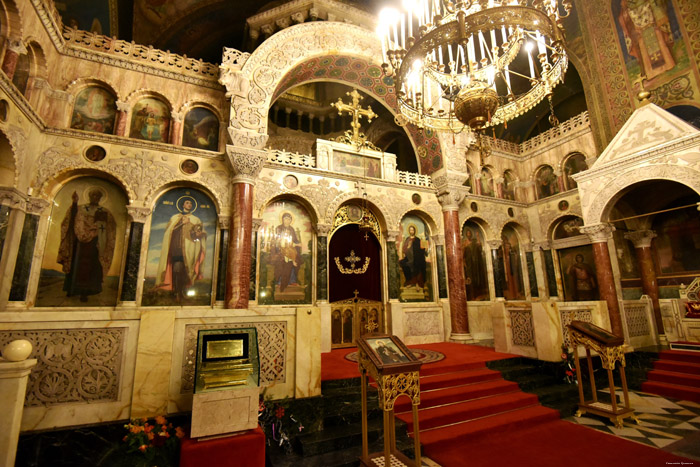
[190,386,260,439]
[0,358,37,467]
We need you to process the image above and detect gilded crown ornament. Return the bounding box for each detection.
[377,0,571,132]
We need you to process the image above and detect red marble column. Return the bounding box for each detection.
[584,230,624,337]
[442,209,470,336]
[2,48,19,81]
[225,182,253,309]
[625,230,665,340]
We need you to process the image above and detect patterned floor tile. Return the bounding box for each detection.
[649,437,678,448]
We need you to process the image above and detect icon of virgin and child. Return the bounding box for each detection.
[270,212,303,293]
[154,196,208,302]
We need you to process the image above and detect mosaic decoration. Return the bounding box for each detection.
[181,322,287,393]
[624,303,651,337]
[510,309,535,347]
[560,309,593,347]
[271,55,443,174]
[0,329,125,406]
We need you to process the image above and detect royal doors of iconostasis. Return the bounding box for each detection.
[328,204,385,348]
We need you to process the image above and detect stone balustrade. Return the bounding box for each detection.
[397,170,434,187]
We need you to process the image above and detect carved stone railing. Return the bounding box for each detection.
[62,28,219,79]
[482,136,521,155]
[521,111,590,153]
[397,170,434,187]
[266,149,316,168]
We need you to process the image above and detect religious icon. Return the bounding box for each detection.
[412,193,422,205]
[501,225,526,300]
[553,217,584,239]
[462,222,490,301]
[129,97,170,143]
[563,153,588,190]
[85,145,106,162]
[143,188,217,306]
[71,86,117,135]
[37,177,127,307]
[283,175,298,190]
[183,107,219,151]
[535,165,560,199]
[502,170,516,200]
[180,159,199,175]
[367,337,410,365]
[480,168,495,197]
[343,309,353,344]
[398,215,432,302]
[560,246,599,301]
[258,200,312,304]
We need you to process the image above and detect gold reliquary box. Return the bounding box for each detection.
[194,328,260,393]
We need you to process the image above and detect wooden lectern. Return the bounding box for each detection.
[356,334,422,467]
[567,321,639,428]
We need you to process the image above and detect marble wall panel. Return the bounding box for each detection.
[387,241,400,300]
[402,305,444,345]
[0,205,9,265]
[9,214,38,301]
[544,249,558,297]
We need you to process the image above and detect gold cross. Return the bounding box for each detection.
[345,250,361,268]
[331,89,378,148]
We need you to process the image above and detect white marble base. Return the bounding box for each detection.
[0,358,36,467]
[190,387,260,439]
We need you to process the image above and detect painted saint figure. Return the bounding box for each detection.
[374,340,404,364]
[57,189,116,302]
[463,228,488,300]
[399,224,428,288]
[271,212,302,293]
[567,254,598,301]
[155,196,207,302]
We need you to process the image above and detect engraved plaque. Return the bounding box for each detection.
[207,339,244,359]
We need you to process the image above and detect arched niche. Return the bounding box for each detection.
[479,166,495,197]
[142,186,218,306]
[502,170,516,201]
[36,176,128,307]
[397,211,433,302]
[499,223,527,300]
[534,164,560,200]
[257,197,314,305]
[462,219,490,301]
[71,84,118,135]
[550,215,599,302]
[129,96,171,143]
[562,152,588,191]
[0,130,15,187]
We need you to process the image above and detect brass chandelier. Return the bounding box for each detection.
[378,0,571,132]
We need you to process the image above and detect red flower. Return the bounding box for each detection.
[275,406,285,419]
[138,445,148,452]
[561,353,568,360]
[155,415,166,425]
[566,370,574,377]
[175,427,186,439]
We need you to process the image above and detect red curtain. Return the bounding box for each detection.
[328,224,382,302]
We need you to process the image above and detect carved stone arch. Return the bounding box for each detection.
[545,213,584,240]
[38,167,134,205]
[585,164,700,226]
[0,125,25,188]
[256,191,321,224]
[498,221,530,246]
[65,77,121,102]
[324,190,391,231]
[124,89,173,110]
[24,38,47,80]
[559,150,589,173]
[397,207,439,235]
[0,0,23,44]
[462,216,495,241]
[226,21,444,174]
[147,180,222,214]
[531,162,555,181]
[502,168,519,182]
[178,100,223,120]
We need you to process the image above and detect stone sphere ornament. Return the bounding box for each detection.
[2,339,33,361]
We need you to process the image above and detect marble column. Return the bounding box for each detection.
[625,230,667,345]
[216,216,230,302]
[316,223,332,302]
[0,356,37,467]
[120,207,150,303]
[169,111,183,145]
[0,191,26,309]
[437,189,473,342]
[580,223,623,337]
[488,240,505,298]
[249,218,261,301]
[224,147,266,309]
[115,101,129,136]
[1,40,26,81]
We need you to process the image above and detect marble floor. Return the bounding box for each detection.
[565,388,700,461]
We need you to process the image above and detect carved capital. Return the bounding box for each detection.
[437,188,466,211]
[126,206,152,223]
[624,230,657,249]
[431,234,445,246]
[316,223,332,237]
[116,100,130,113]
[486,239,502,250]
[386,229,400,242]
[219,215,232,230]
[171,111,183,123]
[25,197,51,215]
[251,217,263,232]
[0,188,26,210]
[7,40,27,55]
[579,223,615,243]
[226,145,267,181]
[533,240,551,251]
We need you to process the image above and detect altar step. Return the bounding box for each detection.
[641,349,700,403]
[394,361,560,456]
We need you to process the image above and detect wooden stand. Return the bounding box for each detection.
[568,321,639,428]
[357,335,422,467]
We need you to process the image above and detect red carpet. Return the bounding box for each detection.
[426,419,691,467]
[642,349,700,402]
